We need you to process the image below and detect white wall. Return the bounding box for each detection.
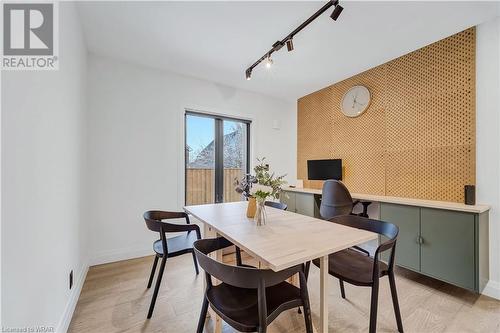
[1,3,88,331]
[476,17,500,299]
[86,55,296,265]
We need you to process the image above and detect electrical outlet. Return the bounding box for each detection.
[69,270,73,290]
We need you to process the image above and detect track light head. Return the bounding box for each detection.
[330,3,343,21]
[246,69,252,80]
[286,39,294,52]
[265,56,273,69]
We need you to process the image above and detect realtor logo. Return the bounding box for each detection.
[2,2,59,70]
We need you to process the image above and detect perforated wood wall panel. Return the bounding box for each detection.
[297,28,475,203]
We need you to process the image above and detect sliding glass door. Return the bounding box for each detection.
[185,111,250,205]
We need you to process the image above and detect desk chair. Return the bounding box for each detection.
[320,179,370,219]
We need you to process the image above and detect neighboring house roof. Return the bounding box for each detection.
[188,128,243,168]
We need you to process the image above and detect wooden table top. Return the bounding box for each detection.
[184,201,377,272]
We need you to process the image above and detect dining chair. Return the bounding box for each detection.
[308,215,404,333]
[143,210,201,318]
[235,200,287,267]
[320,179,371,219]
[264,200,288,210]
[194,236,313,333]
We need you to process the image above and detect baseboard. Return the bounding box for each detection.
[56,262,89,333]
[482,280,500,300]
[90,245,152,266]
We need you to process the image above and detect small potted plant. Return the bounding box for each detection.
[235,158,286,225]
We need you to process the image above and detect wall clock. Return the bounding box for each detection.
[341,85,371,117]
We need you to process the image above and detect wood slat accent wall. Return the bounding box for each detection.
[297,28,475,203]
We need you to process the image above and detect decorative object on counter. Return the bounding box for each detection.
[464,185,476,205]
[235,158,287,225]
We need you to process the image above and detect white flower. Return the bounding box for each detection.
[250,184,273,196]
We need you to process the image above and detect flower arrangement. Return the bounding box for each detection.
[234,158,286,201]
[234,158,287,225]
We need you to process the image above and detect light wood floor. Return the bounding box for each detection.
[69,254,500,333]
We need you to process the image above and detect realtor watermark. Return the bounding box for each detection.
[1,2,59,70]
[1,327,54,332]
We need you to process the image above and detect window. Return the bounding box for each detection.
[185,111,250,204]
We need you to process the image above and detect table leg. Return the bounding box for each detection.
[213,233,223,333]
[320,255,329,333]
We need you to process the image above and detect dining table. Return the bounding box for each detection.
[184,201,378,333]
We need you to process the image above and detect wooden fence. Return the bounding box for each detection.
[186,168,244,205]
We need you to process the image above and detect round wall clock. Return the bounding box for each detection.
[341,85,371,117]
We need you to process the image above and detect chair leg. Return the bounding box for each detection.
[196,296,209,333]
[304,261,311,280]
[299,272,314,333]
[147,256,167,319]
[235,246,243,266]
[389,272,404,333]
[147,255,159,288]
[339,279,346,299]
[369,281,379,333]
[191,250,199,275]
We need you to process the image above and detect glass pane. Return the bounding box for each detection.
[185,115,215,205]
[223,120,248,202]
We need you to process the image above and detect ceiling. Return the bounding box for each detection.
[77,1,499,101]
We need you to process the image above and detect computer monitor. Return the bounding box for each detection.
[307,159,342,181]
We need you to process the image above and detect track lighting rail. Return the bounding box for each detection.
[245,0,343,80]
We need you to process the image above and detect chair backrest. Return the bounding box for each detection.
[320,180,354,219]
[143,210,190,233]
[328,215,399,269]
[143,210,200,256]
[193,237,302,289]
[264,201,287,210]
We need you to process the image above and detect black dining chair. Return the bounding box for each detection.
[320,179,371,219]
[143,210,201,318]
[307,215,404,333]
[194,236,313,333]
[264,201,288,210]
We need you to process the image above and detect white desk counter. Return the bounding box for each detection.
[283,186,490,214]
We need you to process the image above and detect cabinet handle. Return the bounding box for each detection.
[416,236,424,244]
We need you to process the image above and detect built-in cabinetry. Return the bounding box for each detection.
[281,188,489,293]
[281,191,318,217]
[380,203,488,292]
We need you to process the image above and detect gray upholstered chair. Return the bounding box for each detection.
[320,180,356,219]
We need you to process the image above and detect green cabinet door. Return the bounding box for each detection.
[420,208,475,290]
[380,203,421,271]
[281,191,296,213]
[295,192,315,217]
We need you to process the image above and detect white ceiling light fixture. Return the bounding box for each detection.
[265,55,273,69]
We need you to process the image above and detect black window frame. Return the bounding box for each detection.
[184,110,251,204]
